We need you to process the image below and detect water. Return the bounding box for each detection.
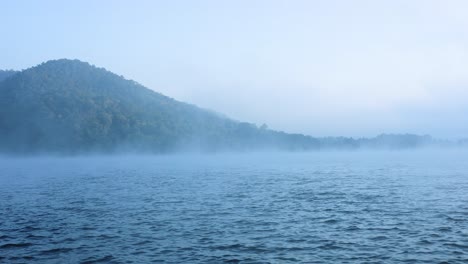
[1,151,468,263]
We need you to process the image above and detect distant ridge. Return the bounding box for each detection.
[0,59,453,154]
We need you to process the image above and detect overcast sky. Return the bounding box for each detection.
[2,0,468,138]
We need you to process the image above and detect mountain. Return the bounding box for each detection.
[0,59,440,154]
[0,59,323,153]
[0,70,18,82]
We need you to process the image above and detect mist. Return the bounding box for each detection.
[2,1,468,139]
[3,2,468,263]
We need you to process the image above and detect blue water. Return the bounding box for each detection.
[1,151,468,263]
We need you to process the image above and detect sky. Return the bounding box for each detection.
[1,0,468,138]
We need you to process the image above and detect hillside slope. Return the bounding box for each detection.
[0,70,18,82]
[0,59,321,153]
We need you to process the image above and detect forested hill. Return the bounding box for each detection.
[0,59,322,153]
[0,70,18,82]
[0,59,441,154]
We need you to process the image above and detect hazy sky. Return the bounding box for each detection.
[2,0,468,138]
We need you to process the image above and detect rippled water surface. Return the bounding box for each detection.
[1,151,468,263]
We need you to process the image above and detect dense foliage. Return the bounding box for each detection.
[0,59,439,154]
[0,70,18,82]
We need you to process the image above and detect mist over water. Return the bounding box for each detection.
[2,1,468,263]
[1,151,467,263]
